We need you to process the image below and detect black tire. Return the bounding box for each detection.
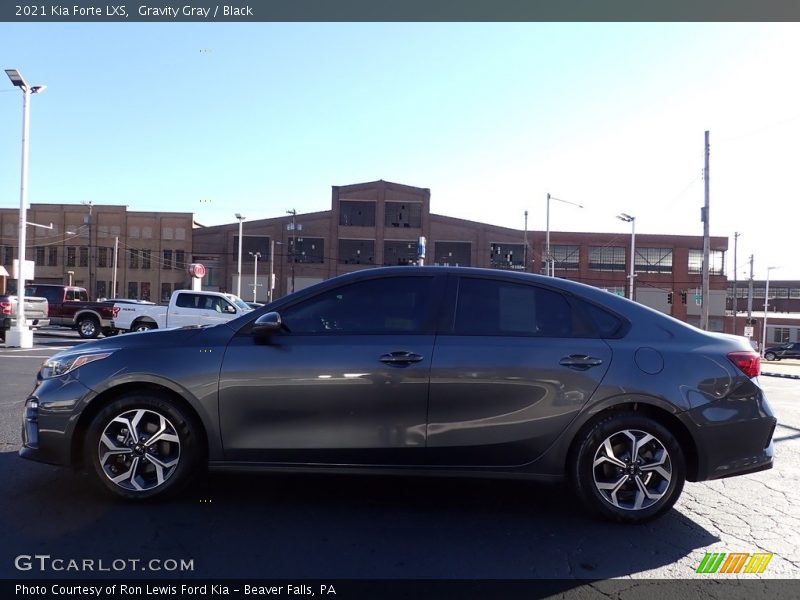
[83,392,204,500]
[132,320,156,332]
[77,317,101,339]
[101,327,119,337]
[570,411,685,523]
[764,352,777,362]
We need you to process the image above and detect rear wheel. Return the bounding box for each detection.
[571,412,685,523]
[77,317,100,339]
[83,392,203,499]
[101,327,119,337]
[764,352,777,361]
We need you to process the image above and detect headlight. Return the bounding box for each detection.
[41,352,113,379]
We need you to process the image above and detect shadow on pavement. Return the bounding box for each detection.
[0,451,718,582]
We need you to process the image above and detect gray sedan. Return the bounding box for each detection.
[20,267,775,523]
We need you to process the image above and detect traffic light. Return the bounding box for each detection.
[667,292,674,304]
[681,291,687,304]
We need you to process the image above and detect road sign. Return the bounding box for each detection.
[744,326,754,337]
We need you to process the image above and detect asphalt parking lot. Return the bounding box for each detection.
[1,328,799,584]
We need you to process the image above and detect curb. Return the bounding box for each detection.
[762,372,800,380]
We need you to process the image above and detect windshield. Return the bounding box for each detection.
[225,294,252,311]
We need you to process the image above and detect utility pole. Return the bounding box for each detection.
[700,131,711,330]
[287,209,297,294]
[82,201,93,300]
[732,231,740,335]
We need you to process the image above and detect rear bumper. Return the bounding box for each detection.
[680,383,777,482]
[2,317,50,330]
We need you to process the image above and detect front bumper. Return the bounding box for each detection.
[20,377,94,467]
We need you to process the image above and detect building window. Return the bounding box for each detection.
[753,288,765,299]
[589,246,626,271]
[66,247,76,267]
[175,249,186,270]
[96,280,106,299]
[141,282,151,302]
[35,246,45,266]
[772,287,789,299]
[4,246,14,264]
[434,241,471,267]
[384,202,422,228]
[128,249,139,269]
[142,227,153,239]
[489,243,525,270]
[551,245,580,271]
[774,328,790,343]
[97,247,109,268]
[339,200,376,227]
[338,239,375,265]
[162,227,174,240]
[127,281,139,299]
[141,249,151,270]
[175,227,186,241]
[383,240,419,266]
[599,286,626,297]
[688,249,725,275]
[635,248,673,273]
[162,250,172,270]
[129,226,140,238]
[161,283,172,302]
[289,237,324,263]
[791,289,800,299]
[79,247,89,268]
[47,247,58,267]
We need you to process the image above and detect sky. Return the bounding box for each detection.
[1,22,799,279]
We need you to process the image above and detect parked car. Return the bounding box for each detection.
[112,290,252,332]
[763,341,800,361]
[0,294,49,341]
[20,267,775,523]
[23,284,118,339]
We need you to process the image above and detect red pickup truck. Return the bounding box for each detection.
[24,284,119,338]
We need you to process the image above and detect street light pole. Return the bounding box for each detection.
[235,214,245,298]
[268,239,275,303]
[617,213,636,300]
[82,201,93,299]
[546,193,583,276]
[762,266,779,357]
[523,210,528,272]
[5,68,46,348]
[249,251,261,304]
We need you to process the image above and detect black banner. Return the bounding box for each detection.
[4,579,800,600]
[2,0,800,22]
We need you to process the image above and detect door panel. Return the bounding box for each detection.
[427,336,611,466]
[219,334,433,464]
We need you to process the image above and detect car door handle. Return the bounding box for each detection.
[380,352,424,366]
[559,354,604,369]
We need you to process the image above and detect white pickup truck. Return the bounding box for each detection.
[112,290,253,332]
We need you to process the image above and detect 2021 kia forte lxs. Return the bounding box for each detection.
[21,267,775,523]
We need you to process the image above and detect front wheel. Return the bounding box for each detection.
[570,412,685,523]
[764,352,778,361]
[84,392,203,500]
[132,320,157,332]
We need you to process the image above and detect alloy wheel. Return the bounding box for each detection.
[591,429,672,511]
[97,408,181,492]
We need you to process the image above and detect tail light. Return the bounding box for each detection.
[1,300,11,316]
[727,351,760,379]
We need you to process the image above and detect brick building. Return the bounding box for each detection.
[192,180,730,329]
[0,203,193,301]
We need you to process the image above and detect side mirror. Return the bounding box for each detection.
[252,311,283,336]
[225,305,237,314]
